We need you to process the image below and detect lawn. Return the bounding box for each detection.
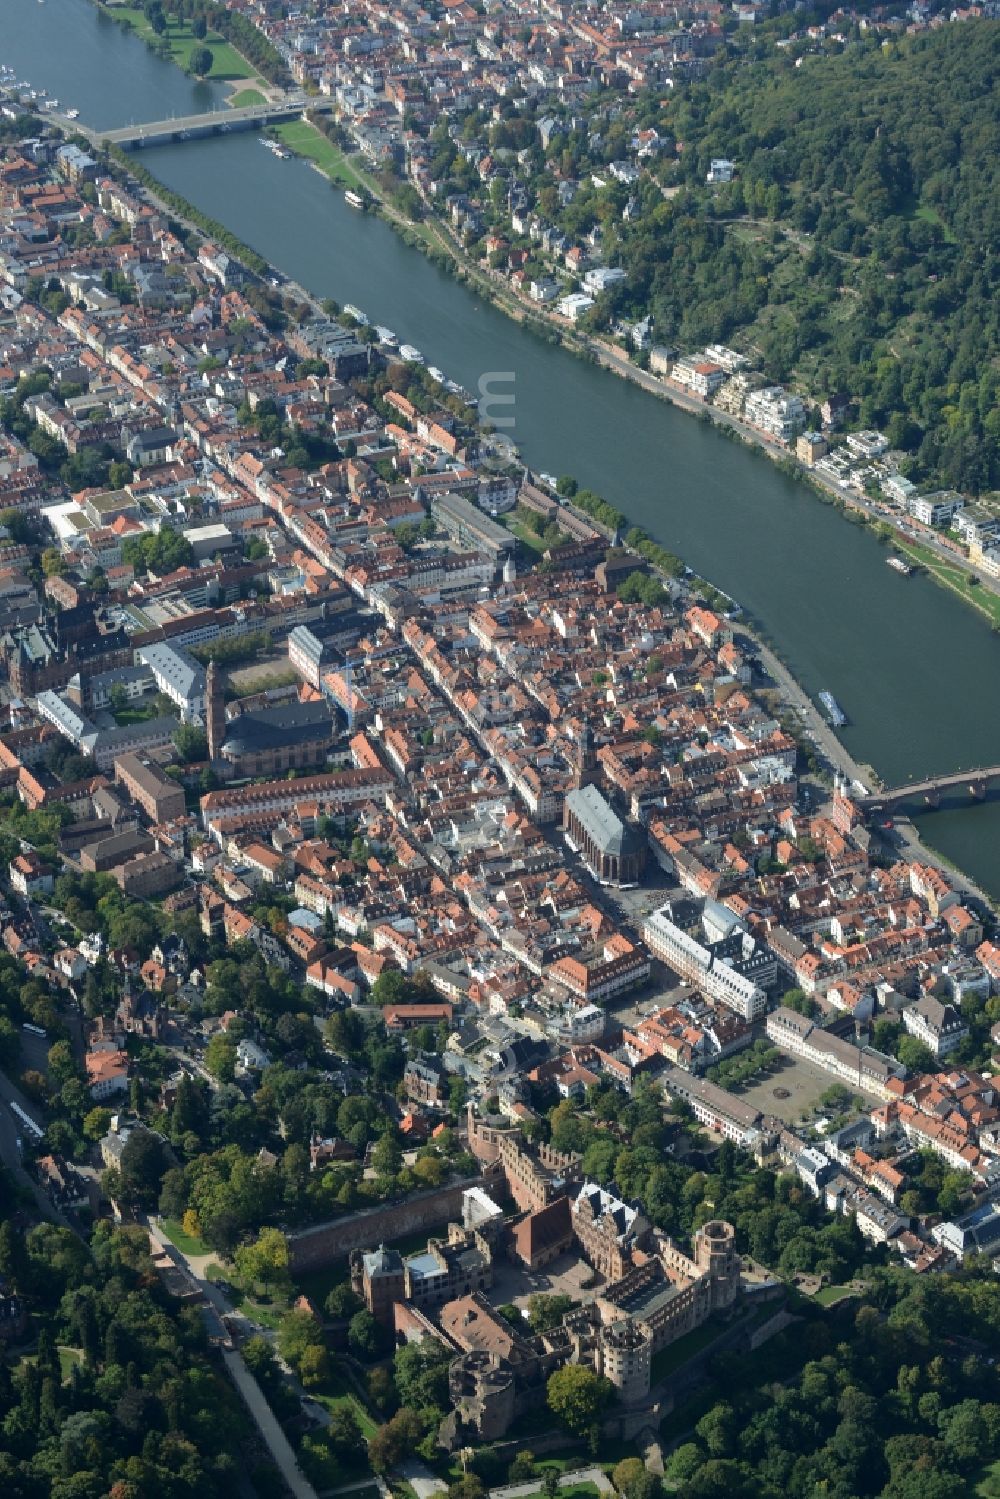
[812,1284,857,1307]
[436,1454,593,1489]
[112,704,159,725]
[313,1386,379,1440]
[505,518,549,554]
[18,1346,83,1382]
[272,120,370,193]
[109,7,262,82]
[245,1297,287,1331]
[160,1218,211,1258]
[309,1362,380,1440]
[650,1317,722,1383]
[896,538,1000,628]
[227,668,299,698]
[229,88,267,109]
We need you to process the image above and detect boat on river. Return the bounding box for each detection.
[886,556,913,576]
[399,344,424,364]
[819,690,847,727]
[344,190,364,209]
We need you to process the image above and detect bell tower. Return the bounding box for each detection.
[206,660,225,763]
[574,723,596,789]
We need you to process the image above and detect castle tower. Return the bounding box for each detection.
[693,1220,739,1311]
[598,1315,651,1404]
[206,659,225,763]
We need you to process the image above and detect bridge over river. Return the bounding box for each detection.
[861,765,1000,814]
[53,96,333,149]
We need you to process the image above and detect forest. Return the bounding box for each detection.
[604,24,1000,494]
[664,1268,1000,1499]
[432,22,999,496]
[0,1198,249,1497]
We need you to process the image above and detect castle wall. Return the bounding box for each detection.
[287,1175,488,1271]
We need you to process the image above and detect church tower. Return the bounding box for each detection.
[574,723,597,789]
[206,660,225,763]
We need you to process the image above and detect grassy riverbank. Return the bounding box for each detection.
[271,120,369,192]
[894,538,1000,628]
[272,121,441,253]
[105,6,263,83]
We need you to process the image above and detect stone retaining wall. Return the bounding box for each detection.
[287,1176,488,1271]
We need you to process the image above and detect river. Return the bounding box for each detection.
[6,0,1000,895]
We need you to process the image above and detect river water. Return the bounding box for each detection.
[6,0,1000,894]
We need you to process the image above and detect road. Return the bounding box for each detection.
[749,637,874,790]
[146,1221,320,1499]
[222,1347,319,1499]
[0,1066,74,1228]
[879,815,995,912]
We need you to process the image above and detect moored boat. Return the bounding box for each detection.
[819,690,847,727]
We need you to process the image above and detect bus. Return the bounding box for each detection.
[9,1101,43,1141]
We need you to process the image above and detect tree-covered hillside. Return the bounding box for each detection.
[612,23,1000,491]
[0,1194,248,1496]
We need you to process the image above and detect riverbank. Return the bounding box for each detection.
[273,117,1000,635]
[894,538,1000,629]
[94,3,265,90]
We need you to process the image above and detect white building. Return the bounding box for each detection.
[902,995,968,1058]
[582,267,627,294]
[138,641,206,723]
[908,490,964,528]
[642,907,768,1021]
[932,1203,1000,1262]
[706,159,735,183]
[766,1006,904,1099]
[744,387,807,444]
[882,474,917,506]
[558,293,596,322]
[845,430,889,460]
